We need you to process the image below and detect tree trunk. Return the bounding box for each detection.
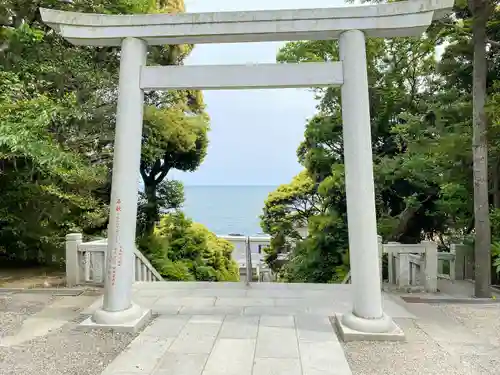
[493,160,500,208]
[469,0,492,298]
[144,182,159,236]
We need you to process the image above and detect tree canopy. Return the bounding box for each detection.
[0,0,211,265]
[261,1,500,285]
[139,100,209,236]
[139,212,239,282]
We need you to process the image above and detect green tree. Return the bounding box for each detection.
[0,71,107,262]
[265,9,499,282]
[0,0,131,261]
[261,170,321,239]
[278,166,350,283]
[0,0,206,263]
[137,179,185,235]
[140,101,209,236]
[139,212,239,281]
[281,38,441,217]
[137,0,210,237]
[435,0,500,295]
[260,170,324,273]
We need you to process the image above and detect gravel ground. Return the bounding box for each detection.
[342,318,479,375]
[0,317,136,375]
[342,303,500,375]
[0,293,137,375]
[436,304,500,373]
[437,304,500,344]
[0,293,55,338]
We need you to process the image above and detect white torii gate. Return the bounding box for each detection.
[41,0,453,339]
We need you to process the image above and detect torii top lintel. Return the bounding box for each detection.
[40,0,453,47]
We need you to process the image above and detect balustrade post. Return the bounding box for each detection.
[245,236,253,285]
[423,241,438,292]
[65,233,82,287]
[398,252,410,288]
[451,244,462,280]
[449,256,456,281]
[386,242,399,285]
[452,244,474,280]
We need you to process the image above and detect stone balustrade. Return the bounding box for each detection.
[384,241,438,292]
[65,233,163,287]
[449,243,475,281]
[65,233,274,286]
[66,231,473,291]
[384,241,474,292]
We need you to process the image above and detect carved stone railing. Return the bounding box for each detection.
[385,241,475,292]
[435,243,475,280]
[437,251,455,280]
[65,233,163,287]
[341,239,475,291]
[449,243,474,280]
[384,241,438,292]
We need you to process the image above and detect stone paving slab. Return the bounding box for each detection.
[204,338,256,375]
[168,319,222,354]
[253,358,302,375]
[219,315,259,339]
[94,282,420,375]
[256,325,299,358]
[0,287,86,295]
[99,283,362,375]
[102,313,352,375]
[95,282,500,375]
[4,282,500,375]
[81,282,412,320]
[101,335,173,374]
[156,352,208,375]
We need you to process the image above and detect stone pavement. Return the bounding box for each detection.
[102,314,351,375]
[3,282,499,374]
[92,282,414,375]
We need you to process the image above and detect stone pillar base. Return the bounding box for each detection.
[333,313,405,342]
[78,303,152,333]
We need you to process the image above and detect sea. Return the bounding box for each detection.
[181,185,278,236]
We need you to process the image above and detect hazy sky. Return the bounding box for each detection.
[169,0,346,186]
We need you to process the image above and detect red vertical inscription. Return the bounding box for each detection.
[109,198,122,287]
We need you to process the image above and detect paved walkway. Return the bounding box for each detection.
[3,282,500,375]
[90,282,413,375]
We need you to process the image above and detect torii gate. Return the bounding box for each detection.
[41,0,453,339]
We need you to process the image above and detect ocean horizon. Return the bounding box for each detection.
[181,185,278,235]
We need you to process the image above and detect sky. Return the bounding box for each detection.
[168,0,347,186]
